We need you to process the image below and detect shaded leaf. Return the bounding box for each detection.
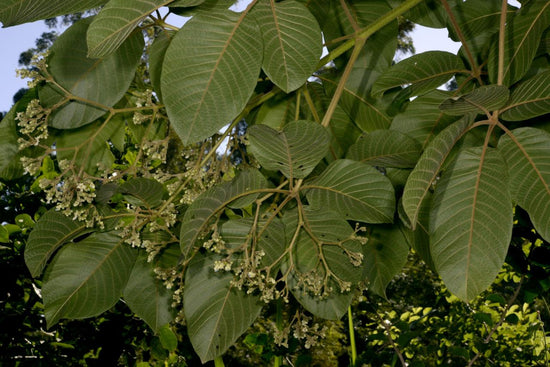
[387,0,447,28]
[121,177,165,208]
[248,120,329,179]
[42,231,138,327]
[0,0,107,26]
[124,252,174,333]
[39,18,144,129]
[402,118,471,228]
[430,147,513,301]
[184,252,262,363]
[254,0,322,92]
[305,159,395,223]
[161,9,262,144]
[159,324,178,351]
[439,85,509,116]
[498,127,550,241]
[255,94,296,130]
[347,130,422,168]
[148,31,174,102]
[372,51,465,97]
[500,70,550,121]
[0,102,24,180]
[170,0,205,6]
[25,209,90,278]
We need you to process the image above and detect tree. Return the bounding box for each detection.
[0,0,549,365]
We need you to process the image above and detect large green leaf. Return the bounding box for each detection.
[123,252,174,333]
[498,128,550,241]
[42,231,138,327]
[402,118,471,228]
[500,70,550,121]
[390,90,458,148]
[24,209,90,278]
[0,103,24,180]
[439,85,509,116]
[253,0,322,92]
[87,0,170,58]
[364,225,409,298]
[184,252,262,363]
[254,94,296,130]
[248,120,329,179]
[305,159,395,223]
[0,0,107,26]
[120,177,166,208]
[430,147,513,301]
[180,169,268,256]
[399,194,434,270]
[372,51,466,97]
[161,9,262,144]
[347,130,422,169]
[488,0,550,85]
[148,31,174,102]
[39,18,144,129]
[283,207,362,319]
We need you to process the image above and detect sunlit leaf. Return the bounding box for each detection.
[254,0,322,92]
[430,147,513,301]
[0,0,107,26]
[305,159,395,223]
[439,85,509,116]
[402,118,471,228]
[498,127,550,241]
[39,18,144,129]
[42,231,138,327]
[184,252,262,363]
[87,0,170,58]
[161,8,262,144]
[500,70,550,121]
[347,130,422,168]
[248,120,329,179]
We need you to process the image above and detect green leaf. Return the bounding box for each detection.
[283,207,362,319]
[184,252,262,363]
[180,169,268,256]
[161,9,262,144]
[364,225,409,298]
[402,118,471,229]
[39,18,144,129]
[24,209,90,277]
[390,90,458,148]
[253,0,322,92]
[387,0,447,28]
[42,231,138,327]
[430,147,513,301]
[372,51,465,97]
[500,70,550,121]
[255,94,296,130]
[498,128,550,241]
[347,130,422,169]
[121,177,165,208]
[158,324,178,352]
[0,0,107,26]
[170,0,205,6]
[124,252,174,333]
[305,159,395,223]
[248,120,329,179]
[488,0,550,85]
[0,226,9,243]
[148,31,174,102]
[87,0,169,58]
[439,85,509,116]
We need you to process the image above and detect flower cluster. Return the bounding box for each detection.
[16,99,50,149]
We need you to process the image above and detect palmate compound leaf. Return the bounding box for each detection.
[430,147,513,301]
[161,8,262,144]
[282,207,363,319]
[42,231,138,327]
[371,51,466,98]
[402,117,471,229]
[253,0,322,93]
[87,0,172,58]
[39,17,144,129]
[488,0,550,86]
[498,128,550,241]
[123,252,174,333]
[25,209,92,278]
[180,169,268,256]
[364,225,409,298]
[304,159,395,223]
[346,129,422,169]
[247,120,329,179]
[439,85,510,116]
[0,0,107,26]
[184,252,263,363]
[500,70,550,121]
